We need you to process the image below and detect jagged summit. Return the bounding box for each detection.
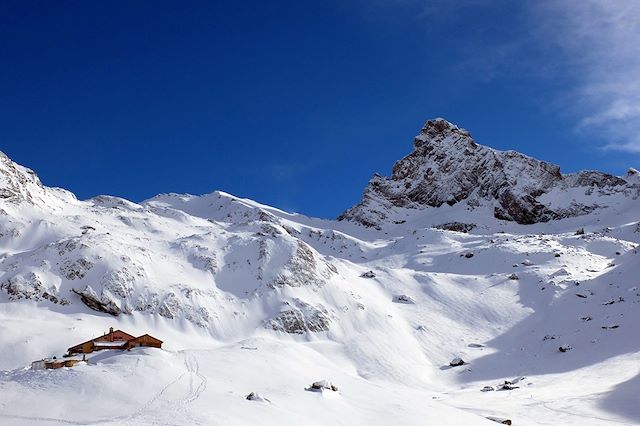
[416,117,471,141]
[339,119,637,227]
[0,151,45,203]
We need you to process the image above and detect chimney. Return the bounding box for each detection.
[109,327,114,342]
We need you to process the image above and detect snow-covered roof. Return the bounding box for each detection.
[93,341,126,347]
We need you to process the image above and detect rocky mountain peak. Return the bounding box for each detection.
[339,119,636,227]
[417,118,470,140]
[0,151,45,204]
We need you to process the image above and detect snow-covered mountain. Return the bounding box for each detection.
[339,118,638,227]
[1,119,639,425]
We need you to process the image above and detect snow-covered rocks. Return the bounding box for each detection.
[449,357,465,367]
[360,270,376,278]
[306,380,338,392]
[432,222,476,233]
[245,392,269,402]
[338,118,638,228]
[392,294,415,304]
[266,299,332,334]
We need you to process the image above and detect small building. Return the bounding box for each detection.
[67,327,163,356]
[31,359,47,370]
[31,358,82,370]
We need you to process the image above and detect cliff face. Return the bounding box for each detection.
[339,118,635,227]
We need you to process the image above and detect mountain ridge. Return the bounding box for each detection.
[339,118,637,228]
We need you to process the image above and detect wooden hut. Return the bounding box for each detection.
[66,327,163,356]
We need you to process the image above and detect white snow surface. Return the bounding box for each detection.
[1,120,639,425]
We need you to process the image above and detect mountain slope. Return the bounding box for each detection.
[0,119,639,425]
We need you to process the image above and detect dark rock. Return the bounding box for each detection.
[433,222,476,233]
[486,416,512,425]
[71,288,121,316]
[449,357,465,367]
[360,270,376,279]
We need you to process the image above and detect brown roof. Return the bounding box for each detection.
[130,334,163,344]
[67,329,136,351]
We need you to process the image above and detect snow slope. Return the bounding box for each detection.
[0,119,639,425]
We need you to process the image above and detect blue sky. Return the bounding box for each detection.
[2,1,639,218]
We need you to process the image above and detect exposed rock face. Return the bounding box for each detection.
[71,287,121,316]
[339,118,637,227]
[433,222,476,233]
[267,299,332,334]
[269,241,336,289]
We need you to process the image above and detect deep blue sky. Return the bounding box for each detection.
[1,1,637,217]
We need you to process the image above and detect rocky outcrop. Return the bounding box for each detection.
[266,299,332,334]
[269,241,336,289]
[339,118,637,227]
[71,287,121,316]
[0,151,45,204]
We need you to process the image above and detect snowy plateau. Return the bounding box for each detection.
[0,118,639,425]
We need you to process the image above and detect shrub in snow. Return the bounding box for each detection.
[558,345,573,353]
[449,357,465,367]
[463,252,474,258]
[392,294,415,304]
[360,270,376,278]
[575,228,585,235]
[542,334,557,341]
[307,380,338,392]
[507,273,519,280]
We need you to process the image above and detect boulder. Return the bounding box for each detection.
[449,357,465,367]
[360,270,376,279]
[307,380,338,392]
[245,392,268,402]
